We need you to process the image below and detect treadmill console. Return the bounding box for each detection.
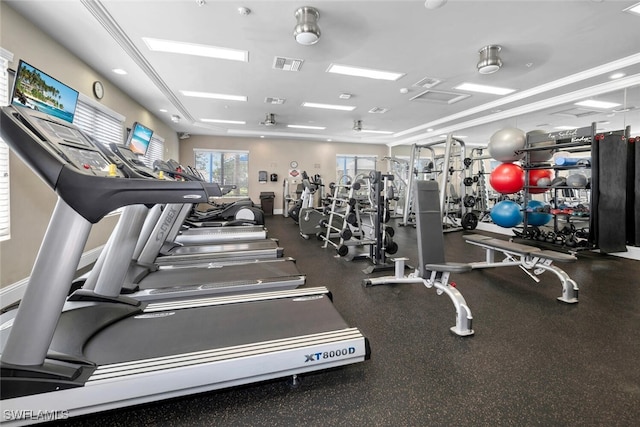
[109,143,160,178]
[19,110,125,178]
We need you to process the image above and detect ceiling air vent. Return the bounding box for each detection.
[273,56,304,71]
[413,76,442,89]
[368,107,389,114]
[410,90,469,104]
[265,97,286,105]
[552,108,600,118]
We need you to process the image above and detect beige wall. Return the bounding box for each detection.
[0,3,179,287]
[179,136,390,211]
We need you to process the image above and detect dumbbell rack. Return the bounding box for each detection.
[517,124,596,252]
[362,171,398,273]
[321,173,398,273]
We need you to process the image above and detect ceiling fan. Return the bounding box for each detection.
[259,113,277,126]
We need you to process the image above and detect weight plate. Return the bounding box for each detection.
[461,212,478,230]
[337,245,349,257]
[463,195,476,208]
[386,241,399,255]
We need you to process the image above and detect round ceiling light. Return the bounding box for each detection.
[477,45,503,74]
[294,6,321,45]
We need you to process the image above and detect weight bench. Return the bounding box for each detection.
[363,180,475,337]
[463,234,579,303]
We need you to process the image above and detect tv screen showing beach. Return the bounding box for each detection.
[11,60,79,124]
[127,122,153,155]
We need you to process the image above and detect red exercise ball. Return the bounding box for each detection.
[489,163,525,194]
[527,169,553,194]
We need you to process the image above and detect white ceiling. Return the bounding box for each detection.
[6,0,640,147]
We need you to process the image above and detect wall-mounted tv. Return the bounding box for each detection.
[126,122,154,156]
[11,60,79,124]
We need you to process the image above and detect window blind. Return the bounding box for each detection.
[0,50,12,241]
[73,95,124,147]
[142,135,164,168]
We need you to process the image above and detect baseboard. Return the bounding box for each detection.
[0,245,103,309]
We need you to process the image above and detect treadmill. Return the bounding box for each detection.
[136,203,283,265]
[110,143,269,245]
[0,102,370,425]
[104,146,284,266]
[80,143,302,300]
[175,223,268,244]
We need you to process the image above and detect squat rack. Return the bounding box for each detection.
[400,134,468,230]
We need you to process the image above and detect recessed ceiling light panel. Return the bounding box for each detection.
[200,119,246,124]
[454,82,515,95]
[180,90,247,101]
[302,102,356,111]
[143,37,248,62]
[574,99,621,109]
[287,124,326,130]
[326,64,405,81]
[360,130,393,134]
[623,2,640,16]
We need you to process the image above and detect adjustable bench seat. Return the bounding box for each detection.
[463,233,579,303]
[536,250,577,263]
[424,262,473,274]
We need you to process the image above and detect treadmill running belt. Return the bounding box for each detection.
[84,294,348,364]
[138,260,303,289]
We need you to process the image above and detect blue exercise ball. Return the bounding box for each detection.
[490,200,523,228]
[526,200,552,226]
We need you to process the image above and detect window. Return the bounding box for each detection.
[336,154,377,183]
[194,150,249,197]
[0,48,13,241]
